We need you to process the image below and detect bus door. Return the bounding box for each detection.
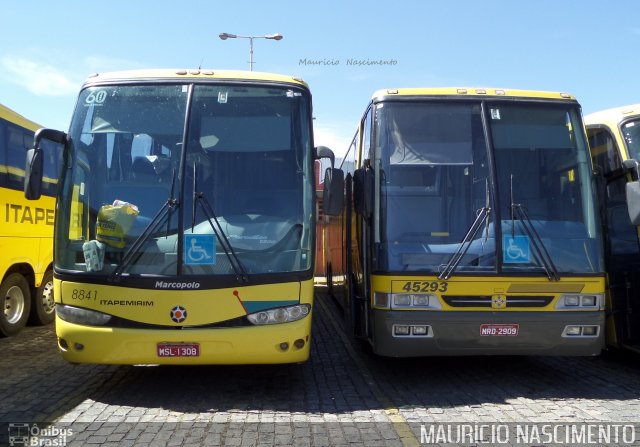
[588,125,640,349]
[354,107,375,340]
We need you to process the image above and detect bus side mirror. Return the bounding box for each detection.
[626,180,640,225]
[323,167,344,216]
[25,128,67,200]
[315,145,344,215]
[623,159,640,225]
[353,167,373,218]
[24,148,43,200]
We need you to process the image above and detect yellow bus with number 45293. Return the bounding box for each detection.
[322,87,607,356]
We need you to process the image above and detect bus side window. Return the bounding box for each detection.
[361,107,373,165]
[587,127,622,175]
[0,120,6,188]
[6,123,32,191]
[587,127,637,254]
[342,134,357,175]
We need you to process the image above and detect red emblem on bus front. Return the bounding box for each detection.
[170,305,187,323]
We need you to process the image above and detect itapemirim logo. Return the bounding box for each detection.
[8,423,72,446]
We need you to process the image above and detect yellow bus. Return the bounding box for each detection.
[585,105,640,352]
[0,103,60,336]
[24,69,336,364]
[323,88,606,356]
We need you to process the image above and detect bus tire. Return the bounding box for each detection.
[30,270,55,325]
[0,273,32,337]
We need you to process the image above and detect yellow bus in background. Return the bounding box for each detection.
[585,105,640,352]
[0,103,61,336]
[25,69,336,364]
[323,88,606,356]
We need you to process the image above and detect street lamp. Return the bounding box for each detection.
[219,32,283,71]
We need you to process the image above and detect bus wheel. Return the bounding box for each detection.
[30,270,55,325]
[0,273,32,337]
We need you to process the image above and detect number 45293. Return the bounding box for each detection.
[401,281,448,293]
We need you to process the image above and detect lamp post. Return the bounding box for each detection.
[219,32,283,71]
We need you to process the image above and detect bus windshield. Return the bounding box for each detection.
[375,101,603,276]
[56,83,314,278]
[621,118,640,161]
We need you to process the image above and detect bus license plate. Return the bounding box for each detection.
[480,324,519,336]
[157,343,200,357]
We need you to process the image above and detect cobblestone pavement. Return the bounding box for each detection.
[1,287,639,446]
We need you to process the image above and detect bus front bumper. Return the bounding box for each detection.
[371,310,605,357]
[55,316,312,365]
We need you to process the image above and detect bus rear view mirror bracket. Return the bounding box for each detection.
[623,158,640,181]
[315,145,335,168]
[353,167,373,218]
[24,128,67,200]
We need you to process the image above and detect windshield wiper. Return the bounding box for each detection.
[508,174,560,281]
[438,207,490,280]
[439,180,491,280]
[192,163,248,283]
[109,169,179,282]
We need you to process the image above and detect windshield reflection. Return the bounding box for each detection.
[374,101,603,276]
[378,102,495,273]
[56,83,313,278]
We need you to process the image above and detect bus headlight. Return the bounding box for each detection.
[556,294,603,310]
[247,304,310,325]
[564,296,580,306]
[56,304,112,326]
[389,293,441,309]
[374,292,390,308]
[393,294,412,307]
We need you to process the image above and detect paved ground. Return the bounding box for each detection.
[1,287,640,446]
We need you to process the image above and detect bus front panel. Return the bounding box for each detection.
[48,72,317,364]
[368,275,605,357]
[54,278,314,364]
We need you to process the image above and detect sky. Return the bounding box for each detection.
[1,0,639,158]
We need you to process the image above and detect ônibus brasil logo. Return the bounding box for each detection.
[170,306,187,323]
[8,423,73,446]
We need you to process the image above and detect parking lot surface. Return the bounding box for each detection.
[1,287,640,446]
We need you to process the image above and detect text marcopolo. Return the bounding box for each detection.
[155,281,201,289]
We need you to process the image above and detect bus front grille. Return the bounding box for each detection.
[442,295,554,308]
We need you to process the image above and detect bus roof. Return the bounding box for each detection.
[0,103,40,132]
[371,87,577,102]
[584,104,640,127]
[83,69,309,89]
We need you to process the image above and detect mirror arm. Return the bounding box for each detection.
[315,146,335,169]
[623,158,640,181]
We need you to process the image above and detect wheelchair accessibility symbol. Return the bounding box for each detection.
[184,234,216,265]
[503,235,530,263]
